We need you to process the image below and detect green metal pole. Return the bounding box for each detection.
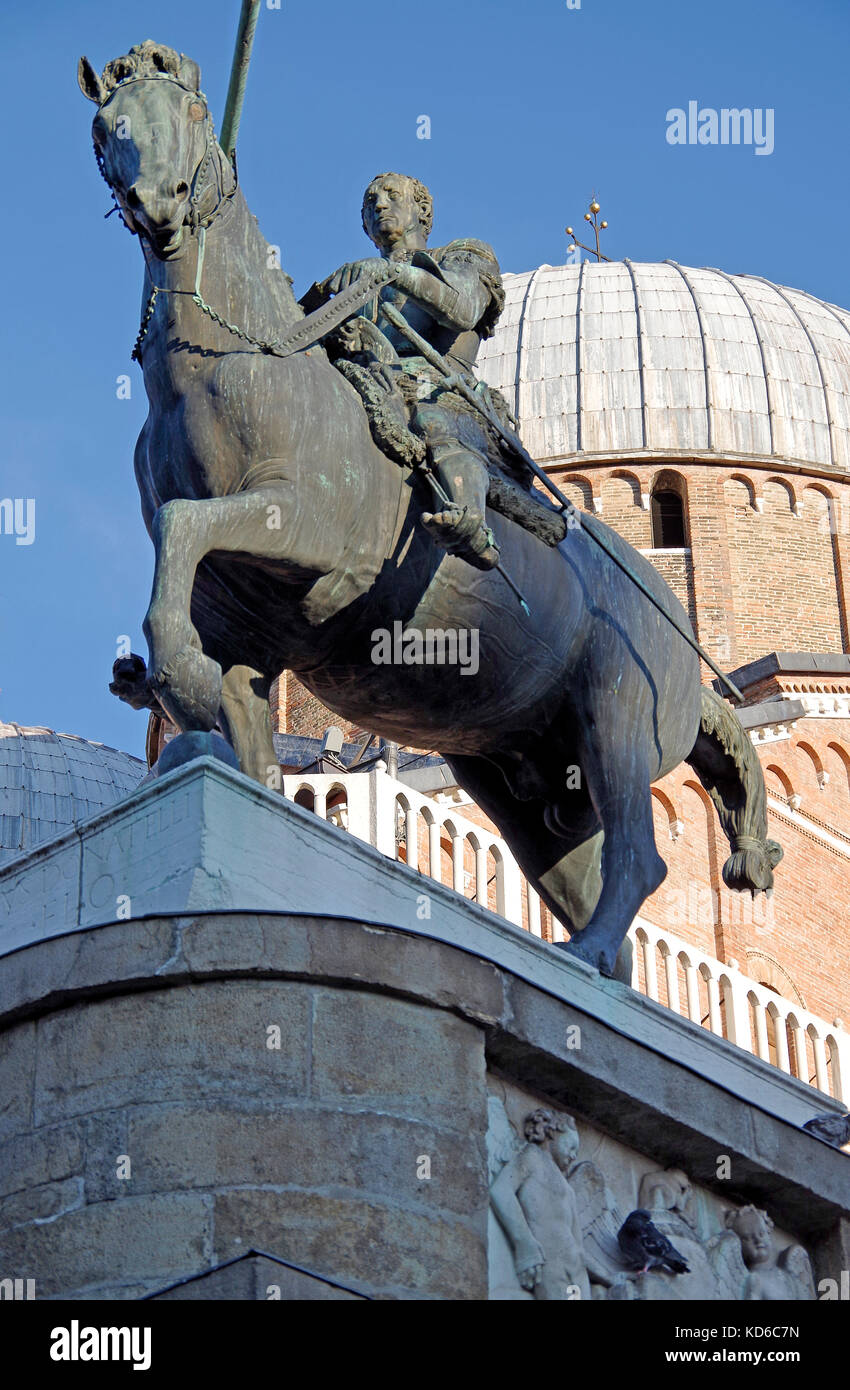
[220,0,262,161]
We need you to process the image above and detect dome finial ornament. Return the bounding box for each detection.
[565,195,611,262]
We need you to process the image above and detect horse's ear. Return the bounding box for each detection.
[78,55,105,105]
[179,54,201,93]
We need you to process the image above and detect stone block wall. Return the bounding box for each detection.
[0,938,489,1300]
[0,899,847,1301]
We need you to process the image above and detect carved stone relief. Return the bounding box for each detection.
[487,1081,814,1301]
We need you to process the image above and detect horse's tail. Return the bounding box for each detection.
[685,687,783,894]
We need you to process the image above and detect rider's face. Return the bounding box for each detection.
[363,177,421,250]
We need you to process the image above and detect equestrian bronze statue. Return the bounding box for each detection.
[80,41,781,977]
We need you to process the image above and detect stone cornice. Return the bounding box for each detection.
[544,451,850,485]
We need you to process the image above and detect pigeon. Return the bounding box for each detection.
[617,1209,691,1275]
[802,1112,850,1149]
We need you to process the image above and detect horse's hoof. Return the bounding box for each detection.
[149,645,222,732]
[556,936,618,978]
[110,653,160,712]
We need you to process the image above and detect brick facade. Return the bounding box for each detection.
[270,670,368,743]
[552,461,850,669]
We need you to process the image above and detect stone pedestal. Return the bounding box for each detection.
[0,760,847,1300]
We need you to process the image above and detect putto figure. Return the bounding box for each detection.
[724,1205,815,1300]
[489,1108,591,1299]
[320,172,519,571]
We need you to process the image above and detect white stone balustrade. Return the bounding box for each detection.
[631,917,850,1105]
[282,766,553,939]
[281,767,848,1104]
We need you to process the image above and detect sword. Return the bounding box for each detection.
[267,262,400,356]
[380,299,744,702]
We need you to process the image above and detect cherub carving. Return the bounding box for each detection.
[634,1166,748,1300]
[489,1107,591,1300]
[724,1205,815,1301]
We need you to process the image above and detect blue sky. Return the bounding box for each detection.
[1,0,848,758]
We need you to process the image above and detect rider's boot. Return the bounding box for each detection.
[420,448,501,571]
[421,504,501,570]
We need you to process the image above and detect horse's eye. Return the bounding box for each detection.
[189,103,205,122]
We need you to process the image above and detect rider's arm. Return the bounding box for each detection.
[391,246,497,332]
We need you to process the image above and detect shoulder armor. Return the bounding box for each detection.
[436,238,501,268]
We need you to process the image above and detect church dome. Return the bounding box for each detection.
[0,722,144,867]
[478,261,850,473]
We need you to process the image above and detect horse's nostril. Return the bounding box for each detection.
[175,182,189,199]
[127,187,141,207]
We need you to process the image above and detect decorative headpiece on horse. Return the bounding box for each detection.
[77,42,228,248]
[77,41,203,107]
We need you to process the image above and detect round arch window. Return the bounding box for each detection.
[651,489,687,548]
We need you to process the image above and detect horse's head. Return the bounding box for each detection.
[78,41,223,260]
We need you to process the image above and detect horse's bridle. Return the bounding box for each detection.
[93,71,257,362]
[93,73,238,240]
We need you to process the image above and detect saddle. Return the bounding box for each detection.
[330,325,567,550]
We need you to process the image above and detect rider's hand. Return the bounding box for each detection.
[323,258,387,295]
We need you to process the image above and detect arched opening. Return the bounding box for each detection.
[486,845,505,915]
[764,476,798,513]
[827,742,850,797]
[326,783,348,830]
[764,764,795,803]
[727,473,757,510]
[808,1023,830,1094]
[759,989,781,1068]
[421,807,438,879]
[786,1013,810,1083]
[394,793,411,864]
[650,785,681,840]
[826,1034,845,1104]
[651,489,687,548]
[556,474,594,512]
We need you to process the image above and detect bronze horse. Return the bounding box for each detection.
[79,42,781,976]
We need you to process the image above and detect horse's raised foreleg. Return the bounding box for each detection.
[143,488,312,734]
